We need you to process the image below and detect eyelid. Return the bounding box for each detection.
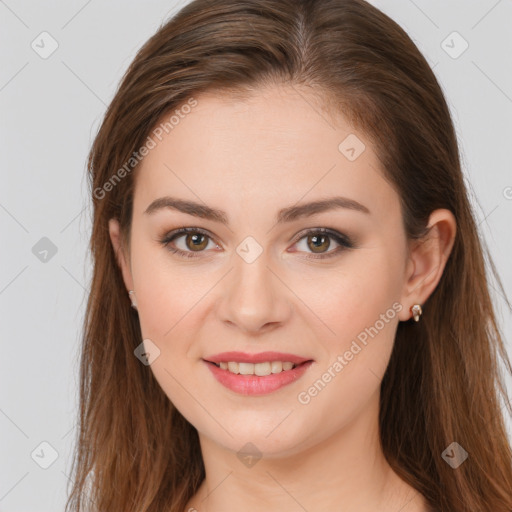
[160,226,354,259]
[161,226,220,245]
[288,227,354,259]
[160,226,222,256]
[290,227,352,246]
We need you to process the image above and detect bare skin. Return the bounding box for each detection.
[109,84,455,512]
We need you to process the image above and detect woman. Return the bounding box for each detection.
[65,0,512,510]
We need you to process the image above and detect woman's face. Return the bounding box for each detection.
[110,84,416,457]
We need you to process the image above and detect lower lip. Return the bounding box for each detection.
[204,360,314,395]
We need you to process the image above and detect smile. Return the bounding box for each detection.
[213,360,297,376]
[203,354,314,395]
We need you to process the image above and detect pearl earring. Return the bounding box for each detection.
[128,290,137,310]
[410,304,422,322]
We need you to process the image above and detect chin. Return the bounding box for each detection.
[198,414,315,458]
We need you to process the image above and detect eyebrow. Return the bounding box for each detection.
[143,195,370,225]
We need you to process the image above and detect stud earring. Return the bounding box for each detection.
[128,290,137,310]
[410,304,422,322]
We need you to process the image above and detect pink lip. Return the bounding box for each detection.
[205,351,311,365]
[203,352,314,395]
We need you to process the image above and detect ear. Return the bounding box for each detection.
[108,218,134,292]
[398,208,457,322]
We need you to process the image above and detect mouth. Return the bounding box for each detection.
[203,351,313,376]
[202,351,314,395]
[204,359,311,376]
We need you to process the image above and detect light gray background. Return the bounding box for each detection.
[1,1,511,510]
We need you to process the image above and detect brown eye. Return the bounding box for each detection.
[185,232,209,251]
[307,233,331,253]
[292,228,354,259]
[160,227,218,259]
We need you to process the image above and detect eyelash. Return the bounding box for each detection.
[159,227,354,260]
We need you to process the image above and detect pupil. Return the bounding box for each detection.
[188,233,207,250]
[310,234,329,253]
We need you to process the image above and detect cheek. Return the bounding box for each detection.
[131,259,211,427]
[131,240,213,340]
[128,242,218,399]
[292,248,403,409]
[292,247,403,346]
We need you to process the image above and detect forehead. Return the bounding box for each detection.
[132,84,398,223]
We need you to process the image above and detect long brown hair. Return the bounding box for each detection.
[65,0,512,510]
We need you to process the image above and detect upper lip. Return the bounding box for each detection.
[204,351,312,365]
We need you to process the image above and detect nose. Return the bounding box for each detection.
[217,250,292,334]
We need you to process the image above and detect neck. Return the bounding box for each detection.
[185,391,427,512]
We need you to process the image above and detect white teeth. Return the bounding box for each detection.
[239,362,254,375]
[215,361,298,376]
[255,362,271,376]
[271,361,282,373]
[227,361,239,374]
